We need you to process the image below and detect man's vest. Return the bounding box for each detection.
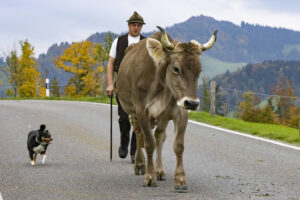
[113,34,145,73]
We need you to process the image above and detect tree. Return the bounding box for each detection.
[3,50,20,97]
[18,40,40,97]
[271,72,297,126]
[238,90,258,122]
[55,41,106,97]
[201,78,210,112]
[237,90,275,123]
[51,77,60,97]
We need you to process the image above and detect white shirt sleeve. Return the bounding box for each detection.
[109,38,118,58]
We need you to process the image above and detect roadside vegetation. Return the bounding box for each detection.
[189,111,300,146]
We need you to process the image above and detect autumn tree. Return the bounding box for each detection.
[55,40,106,97]
[18,40,40,97]
[95,32,112,93]
[238,90,275,123]
[51,77,60,97]
[271,72,297,126]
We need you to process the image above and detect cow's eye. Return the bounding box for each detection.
[173,66,180,74]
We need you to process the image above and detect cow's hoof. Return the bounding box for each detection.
[135,166,145,175]
[143,179,158,187]
[174,185,188,193]
[157,174,166,181]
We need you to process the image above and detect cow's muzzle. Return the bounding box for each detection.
[184,100,199,110]
[177,97,200,110]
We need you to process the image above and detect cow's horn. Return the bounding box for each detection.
[157,26,174,50]
[202,30,218,51]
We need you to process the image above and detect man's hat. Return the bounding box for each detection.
[126,11,145,24]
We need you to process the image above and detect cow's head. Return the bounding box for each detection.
[146,26,217,110]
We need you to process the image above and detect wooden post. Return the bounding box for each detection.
[298,112,300,137]
[210,81,216,116]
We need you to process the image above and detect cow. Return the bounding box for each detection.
[116,26,217,192]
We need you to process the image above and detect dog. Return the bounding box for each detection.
[27,124,52,166]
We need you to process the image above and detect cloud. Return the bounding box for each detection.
[1,0,300,56]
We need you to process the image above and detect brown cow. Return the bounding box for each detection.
[116,26,217,192]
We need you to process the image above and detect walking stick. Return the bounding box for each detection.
[110,94,113,161]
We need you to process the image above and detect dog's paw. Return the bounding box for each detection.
[31,161,36,166]
[42,155,47,164]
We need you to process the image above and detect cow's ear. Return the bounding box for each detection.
[146,38,167,66]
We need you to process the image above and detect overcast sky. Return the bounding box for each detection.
[1,0,300,57]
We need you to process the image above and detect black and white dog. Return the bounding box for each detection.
[27,124,52,166]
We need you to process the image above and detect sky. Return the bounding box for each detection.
[1,0,300,57]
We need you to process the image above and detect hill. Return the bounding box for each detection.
[210,60,300,111]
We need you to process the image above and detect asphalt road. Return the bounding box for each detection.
[0,100,300,200]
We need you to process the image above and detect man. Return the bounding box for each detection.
[106,11,146,163]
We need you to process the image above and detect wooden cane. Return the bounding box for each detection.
[110,94,113,161]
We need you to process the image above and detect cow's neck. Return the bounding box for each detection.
[146,81,173,120]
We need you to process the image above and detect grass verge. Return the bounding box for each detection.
[189,111,300,146]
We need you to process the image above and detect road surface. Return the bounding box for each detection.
[0,100,299,200]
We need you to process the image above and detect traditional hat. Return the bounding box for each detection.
[126,11,145,24]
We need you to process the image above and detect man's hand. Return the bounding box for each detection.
[106,84,114,97]
[106,56,115,97]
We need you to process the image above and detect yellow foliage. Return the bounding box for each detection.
[64,85,77,97]
[18,40,40,97]
[38,78,46,97]
[55,40,108,97]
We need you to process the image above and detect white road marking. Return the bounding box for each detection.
[189,120,300,151]
[0,192,3,200]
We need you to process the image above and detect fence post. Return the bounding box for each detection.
[210,81,216,116]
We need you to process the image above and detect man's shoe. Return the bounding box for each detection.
[119,146,128,158]
[131,155,135,164]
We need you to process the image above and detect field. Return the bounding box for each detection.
[199,54,246,81]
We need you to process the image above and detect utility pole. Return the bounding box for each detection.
[210,81,216,116]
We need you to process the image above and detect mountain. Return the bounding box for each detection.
[37,42,71,85]
[165,16,300,62]
[209,60,300,110]
[87,15,300,63]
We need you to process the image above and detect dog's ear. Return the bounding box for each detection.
[40,124,46,132]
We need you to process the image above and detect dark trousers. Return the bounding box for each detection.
[116,95,136,156]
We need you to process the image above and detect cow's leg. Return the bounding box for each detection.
[173,108,188,192]
[136,112,157,187]
[129,115,145,175]
[155,120,168,181]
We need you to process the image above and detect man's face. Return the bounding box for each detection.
[128,23,143,37]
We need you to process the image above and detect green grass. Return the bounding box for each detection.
[199,55,246,81]
[189,111,300,146]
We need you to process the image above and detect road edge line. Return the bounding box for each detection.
[189,120,300,151]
